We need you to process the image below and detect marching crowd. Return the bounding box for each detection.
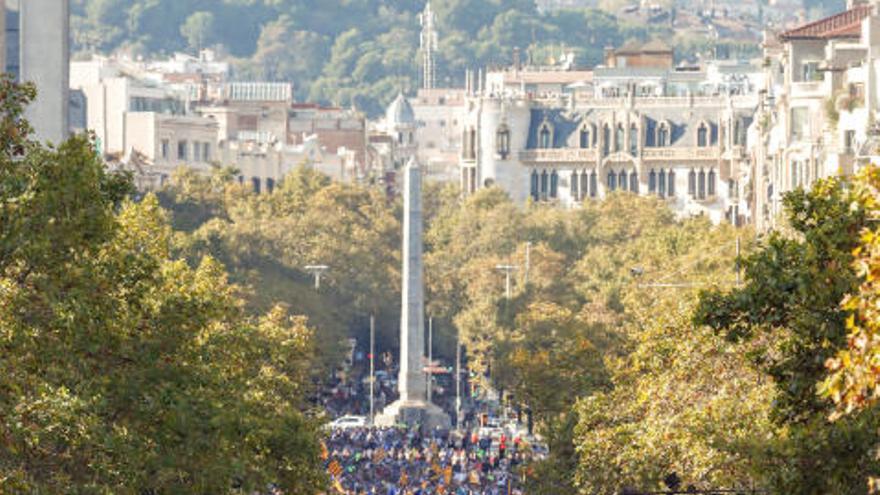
[324,425,534,495]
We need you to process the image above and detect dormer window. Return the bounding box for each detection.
[657,122,669,147]
[697,123,709,147]
[538,123,553,149]
[496,125,511,158]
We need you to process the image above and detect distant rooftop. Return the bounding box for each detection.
[779,4,872,41]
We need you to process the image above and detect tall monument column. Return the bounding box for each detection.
[376,157,450,430]
[399,157,427,402]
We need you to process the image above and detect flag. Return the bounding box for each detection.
[333,478,346,494]
[373,447,386,463]
[444,466,453,485]
[328,459,343,478]
[468,470,480,485]
[321,441,329,461]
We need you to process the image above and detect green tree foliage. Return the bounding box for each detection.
[70,0,671,116]
[0,77,325,493]
[180,11,216,51]
[424,187,753,494]
[158,165,401,370]
[695,175,880,494]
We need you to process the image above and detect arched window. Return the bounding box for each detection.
[649,169,657,193]
[733,120,741,146]
[580,171,589,200]
[728,179,736,199]
[496,125,511,158]
[266,178,276,193]
[590,171,597,198]
[698,169,706,199]
[629,171,638,193]
[615,124,625,152]
[550,170,559,198]
[629,123,639,155]
[708,169,716,196]
[688,169,696,196]
[539,123,552,149]
[252,177,261,194]
[571,170,579,200]
[607,171,617,191]
[657,122,669,147]
[602,125,611,156]
[540,170,549,199]
[667,170,675,197]
[530,170,539,201]
[658,169,666,197]
[579,126,591,149]
[409,132,414,144]
[618,170,627,191]
[697,123,709,147]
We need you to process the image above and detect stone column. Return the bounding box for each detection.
[398,157,427,402]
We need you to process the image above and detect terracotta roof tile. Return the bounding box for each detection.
[779,4,871,41]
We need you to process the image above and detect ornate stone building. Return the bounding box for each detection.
[459,90,757,224]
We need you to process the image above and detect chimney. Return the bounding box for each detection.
[604,47,615,67]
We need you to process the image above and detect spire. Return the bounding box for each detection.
[419,1,438,90]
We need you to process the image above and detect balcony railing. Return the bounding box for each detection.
[641,147,720,160]
[519,148,598,162]
[518,147,722,162]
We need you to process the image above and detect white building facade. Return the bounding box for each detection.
[460,89,758,225]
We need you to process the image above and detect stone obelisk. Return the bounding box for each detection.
[376,158,450,430]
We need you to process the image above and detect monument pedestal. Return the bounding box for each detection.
[375,399,451,431]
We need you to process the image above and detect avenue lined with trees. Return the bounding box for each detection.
[3,77,880,493]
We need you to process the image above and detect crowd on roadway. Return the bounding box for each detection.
[323,425,535,495]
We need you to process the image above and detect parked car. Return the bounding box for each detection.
[324,415,367,430]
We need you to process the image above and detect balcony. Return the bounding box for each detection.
[641,147,720,161]
[790,81,826,99]
[519,148,598,163]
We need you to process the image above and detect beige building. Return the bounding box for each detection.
[410,88,466,181]
[751,0,880,230]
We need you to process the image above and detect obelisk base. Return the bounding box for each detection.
[375,399,451,431]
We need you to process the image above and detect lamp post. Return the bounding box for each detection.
[496,264,518,298]
[369,314,375,425]
[303,265,329,290]
[427,317,434,402]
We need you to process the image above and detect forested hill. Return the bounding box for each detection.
[70,0,678,115]
[77,0,812,117]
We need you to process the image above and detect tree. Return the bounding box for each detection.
[694,176,880,494]
[180,11,215,52]
[823,166,880,415]
[575,300,772,494]
[0,76,325,493]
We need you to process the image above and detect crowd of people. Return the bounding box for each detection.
[324,426,536,495]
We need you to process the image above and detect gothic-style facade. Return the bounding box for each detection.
[459,92,755,225]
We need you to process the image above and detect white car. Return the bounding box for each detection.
[325,415,367,430]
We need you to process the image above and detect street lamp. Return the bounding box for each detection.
[496,264,518,298]
[303,265,329,290]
